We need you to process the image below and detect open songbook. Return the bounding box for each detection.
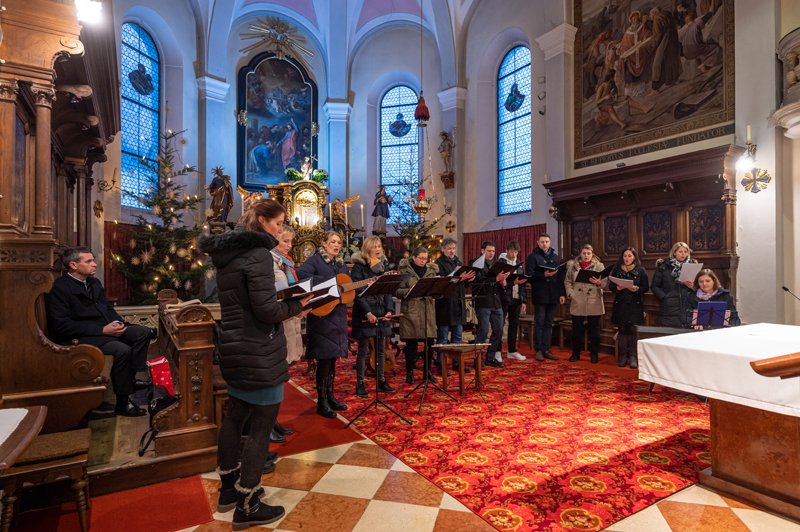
[276,278,341,310]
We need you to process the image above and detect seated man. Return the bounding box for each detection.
[46,247,150,417]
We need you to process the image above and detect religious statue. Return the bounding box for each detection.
[206,166,234,222]
[300,156,313,180]
[371,185,392,236]
[438,131,455,189]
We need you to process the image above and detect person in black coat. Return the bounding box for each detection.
[499,240,528,361]
[525,233,566,361]
[686,269,741,329]
[608,247,650,369]
[297,231,350,418]
[434,237,475,374]
[45,247,150,417]
[350,237,395,397]
[471,241,510,368]
[199,199,308,528]
[652,241,697,328]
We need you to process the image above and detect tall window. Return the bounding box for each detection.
[120,22,160,208]
[380,85,419,224]
[497,45,532,215]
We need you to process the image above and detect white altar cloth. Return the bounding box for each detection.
[0,408,27,448]
[638,323,800,417]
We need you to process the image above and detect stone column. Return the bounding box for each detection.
[196,76,230,221]
[70,161,89,246]
[32,84,56,235]
[436,87,466,247]
[535,23,577,248]
[324,101,351,201]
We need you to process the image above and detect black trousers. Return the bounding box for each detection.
[571,315,601,356]
[404,339,433,373]
[81,324,151,396]
[617,322,638,357]
[218,395,280,489]
[357,337,385,381]
[503,299,523,353]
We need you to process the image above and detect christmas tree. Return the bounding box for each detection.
[391,159,443,257]
[112,130,213,304]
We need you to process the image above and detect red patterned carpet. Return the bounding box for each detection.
[289,347,711,531]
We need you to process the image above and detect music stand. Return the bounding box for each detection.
[402,276,460,413]
[346,275,411,428]
[692,301,729,329]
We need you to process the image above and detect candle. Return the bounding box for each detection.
[418,188,426,199]
[360,204,364,228]
[746,124,752,144]
[328,202,332,224]
[344,204,349,227]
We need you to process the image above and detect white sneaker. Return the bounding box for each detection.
[507,352,527,361]
[494,352,503,363]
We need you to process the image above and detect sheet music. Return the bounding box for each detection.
[471,254,486,269]
[608,275,635,289]
[678,262,704,283]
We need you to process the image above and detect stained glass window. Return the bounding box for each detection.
[497,45,531,216]
[120,22,160,208]
[380,85,419,224]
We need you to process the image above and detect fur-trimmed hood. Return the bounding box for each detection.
[199,229,278,269]
[350,251,388,267]
[399,258,439,277]
[316,247,345,265]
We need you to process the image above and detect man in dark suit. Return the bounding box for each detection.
[525,234,566,361]
[46,247,150,416]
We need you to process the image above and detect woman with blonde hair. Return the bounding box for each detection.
[297,231,350,418]
[564,244,607,363]
[350,236,395,396]
[652,241,696,328]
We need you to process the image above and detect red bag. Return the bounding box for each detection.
[147,356,175,396]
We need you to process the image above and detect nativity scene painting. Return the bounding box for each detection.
[238,53,317,189]
[574,0,734,163]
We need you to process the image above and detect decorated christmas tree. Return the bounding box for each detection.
[112,131,213,304]
[391,160,443,257]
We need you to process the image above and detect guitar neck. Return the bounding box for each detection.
[340,278,374,292]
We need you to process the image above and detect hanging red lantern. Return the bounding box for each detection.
[414,91,430,127]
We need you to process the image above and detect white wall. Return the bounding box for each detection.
[349,25,444,234]
[459,0,548,235]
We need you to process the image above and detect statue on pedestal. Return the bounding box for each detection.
[206,166,234,222]
[438,131,455,189]
[371,185,392,236]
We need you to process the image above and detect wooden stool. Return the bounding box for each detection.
[436,344,488,396]
[0,428,91,532]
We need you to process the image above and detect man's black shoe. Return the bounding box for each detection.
[133,379,152,390]
[262,460,276,474]
[93,401,116,413]
[115,400,147,417]
[265,451,278,462]
[270,429,286,444]
[485,359,503,368]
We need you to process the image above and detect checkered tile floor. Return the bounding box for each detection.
[176,435,800,532]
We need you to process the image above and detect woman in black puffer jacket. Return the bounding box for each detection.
[652,241,697,328]
[200,199,307,529]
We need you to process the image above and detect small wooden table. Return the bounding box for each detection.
[434,343,488,396]
[0,406,47,472]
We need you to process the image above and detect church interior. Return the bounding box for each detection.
[1,0,800,530]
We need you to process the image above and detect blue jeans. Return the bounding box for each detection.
[437,324,463,369]
[534,303,557,352]
[475,307,504,358]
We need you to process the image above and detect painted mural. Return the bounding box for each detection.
[238,54,316,189]
[574,0,734,167]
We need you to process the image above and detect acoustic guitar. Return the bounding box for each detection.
[310,274,376,317]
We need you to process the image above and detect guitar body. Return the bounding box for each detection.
[369,337,397,372]
[310,273,352,317]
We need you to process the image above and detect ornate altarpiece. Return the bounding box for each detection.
[267,180,328,263]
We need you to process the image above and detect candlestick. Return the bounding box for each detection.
[360,204,364,229]
[746,125,751,144]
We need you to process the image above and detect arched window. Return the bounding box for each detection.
[120,22,160,208]
[497,45,531,216]
[380,85,419,224]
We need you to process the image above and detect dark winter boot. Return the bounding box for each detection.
[218,466,265,513]
[327,376,348,411]
[405,366,414,384]
[629,354,639,369]
[618,353,629,367]
[316,371,336,418]
[590,353,598,364]
[356,380,368,398]
[377,379,396,393]
[232,482,284,530]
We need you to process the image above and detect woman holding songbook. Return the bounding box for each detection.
[686,269,740,330]
[200,199,309,527]
[350,236,395,397]
[297,231,350,418]
[652,242,697,328]
[397,246,440,384]
[609,247,649,368]
[564,244,607,363]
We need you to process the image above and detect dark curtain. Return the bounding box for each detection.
[462,224,547,262]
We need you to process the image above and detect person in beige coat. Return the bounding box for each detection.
[396,246,439,383]
[564,244,607,364]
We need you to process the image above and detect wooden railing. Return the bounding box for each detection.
[750,352,800,379]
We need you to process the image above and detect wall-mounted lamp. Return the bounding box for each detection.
[75,0,102,25]
[736,125,757,172]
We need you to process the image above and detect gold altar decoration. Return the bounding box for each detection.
[239,17,314,71]
[266,180,329,263]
